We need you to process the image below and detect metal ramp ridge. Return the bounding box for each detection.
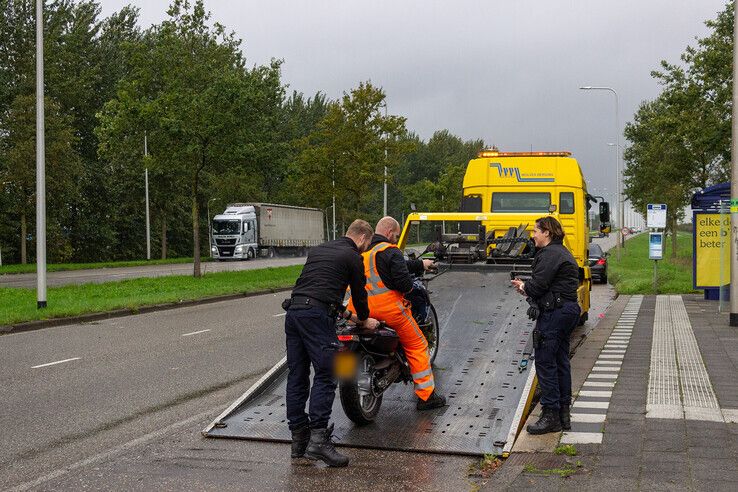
[204,268,536,456]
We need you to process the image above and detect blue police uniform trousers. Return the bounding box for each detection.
[285,304,339,431]
[534,301,581,411]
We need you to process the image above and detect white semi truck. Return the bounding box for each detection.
[211,203,325,260]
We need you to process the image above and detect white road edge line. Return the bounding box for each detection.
[31,357,81,369]
[181,329,211,337]
[273,313,287,317]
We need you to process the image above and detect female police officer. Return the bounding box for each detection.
[511,216,581,434]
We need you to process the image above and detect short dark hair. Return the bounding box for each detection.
[535,216,565,241]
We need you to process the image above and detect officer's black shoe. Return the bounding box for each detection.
[304,424,349,467]
[416,391,447,411]
[290,425,310,458]
[526,406,563,435]
[560,404,571,431]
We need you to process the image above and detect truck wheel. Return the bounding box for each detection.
[267,247,276,258]
[247,248,255,260]
[339,356,382,425]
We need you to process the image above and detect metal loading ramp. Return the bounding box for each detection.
[204,268,536,456]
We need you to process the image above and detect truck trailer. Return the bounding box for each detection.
[210,203,324,260]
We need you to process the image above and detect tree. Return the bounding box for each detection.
[292,81,413,226]
[98,0,287,276]
[0,95,80,263]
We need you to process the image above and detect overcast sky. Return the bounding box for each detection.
[98,0,728,201]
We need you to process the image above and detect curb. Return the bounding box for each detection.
[0,287,292,335]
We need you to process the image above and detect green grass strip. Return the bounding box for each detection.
[608,232,698,295]
[0,257,212,275]
[0,265,302,326]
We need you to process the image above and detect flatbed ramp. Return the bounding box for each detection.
[204,268,536,456]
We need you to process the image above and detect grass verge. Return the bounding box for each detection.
[0,265,302,326]
[0,257,211,275]
[608,232,699,295]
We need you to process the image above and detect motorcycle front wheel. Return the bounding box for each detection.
[339,355,383,425]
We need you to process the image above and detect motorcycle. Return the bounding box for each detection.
[335,250,440,425]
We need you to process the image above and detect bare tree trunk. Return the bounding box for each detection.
[192,181,201,278]
[20,213,27,264]
[161,216,167,260]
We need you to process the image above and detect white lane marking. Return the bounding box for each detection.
[599,354,625,359]
[181,329,211,337]
[571,413,606,423]
[595,360,622,365]
[273,312,286,317]
[588,373,617,379]
[583,381,616,388]
[32,357,81,369]
[573,401,609,409]
[579,390,613,397]
[561,432,603,444]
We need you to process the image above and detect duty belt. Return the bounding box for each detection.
[290,296,339,315]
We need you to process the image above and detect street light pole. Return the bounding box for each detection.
[144,132,150,260]
[207,197,217,254]
[581,86,623,260]
[332,162,337,240]
[729,0,738,326]
[381,101,388,217]
[36,0,47,309]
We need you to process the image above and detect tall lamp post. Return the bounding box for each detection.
[207,197,217,254]
[380,101,388,217]
[581,86,623,260]
[144,132,151,260]
[36,0,47,309]
[730,0,738,326]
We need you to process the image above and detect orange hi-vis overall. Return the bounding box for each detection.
[347,242,435,401]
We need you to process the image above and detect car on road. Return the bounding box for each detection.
[588,243,608,284]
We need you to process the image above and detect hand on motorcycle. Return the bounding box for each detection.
[359,317,381,330]
[422,259,437,272]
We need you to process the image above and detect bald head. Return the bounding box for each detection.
[376,216,401,244]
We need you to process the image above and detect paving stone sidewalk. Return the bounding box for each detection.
[487,294,738,491]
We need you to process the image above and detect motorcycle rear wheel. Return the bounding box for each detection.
[339,355,383,425]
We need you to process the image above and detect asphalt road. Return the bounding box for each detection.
[1,265,616,491]
[0,256,307,289]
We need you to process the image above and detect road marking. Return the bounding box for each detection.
[181,329,211,337]
[273,312,286,317]
[583,381,616,388]
[579,390,613,397]
[32,357,81,369]
[560,431,603,444]
[573,401,609,409]
[571,413,606,423]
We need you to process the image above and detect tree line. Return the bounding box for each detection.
[623,0,733,256]
[0,0,484,274]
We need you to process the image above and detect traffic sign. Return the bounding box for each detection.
[647,204,667,228]
[649,232,663,260]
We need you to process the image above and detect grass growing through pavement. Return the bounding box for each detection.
[608,232,699,295]
[0,257,211,275]
[0,265,302,326]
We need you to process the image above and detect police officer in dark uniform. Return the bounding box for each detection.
[511,216,580,435]
[285,219,380,467]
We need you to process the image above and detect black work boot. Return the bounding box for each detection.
[290,425,310,458]
[560,404,571,431]
[526,406,563,435]
[304,424,349,467]
[416,391,447,411]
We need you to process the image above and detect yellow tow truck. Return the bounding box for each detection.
[204,149,611,458]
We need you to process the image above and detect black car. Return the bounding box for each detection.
[588,243,608,284]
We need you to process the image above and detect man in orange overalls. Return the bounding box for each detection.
[348,216,446,410]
